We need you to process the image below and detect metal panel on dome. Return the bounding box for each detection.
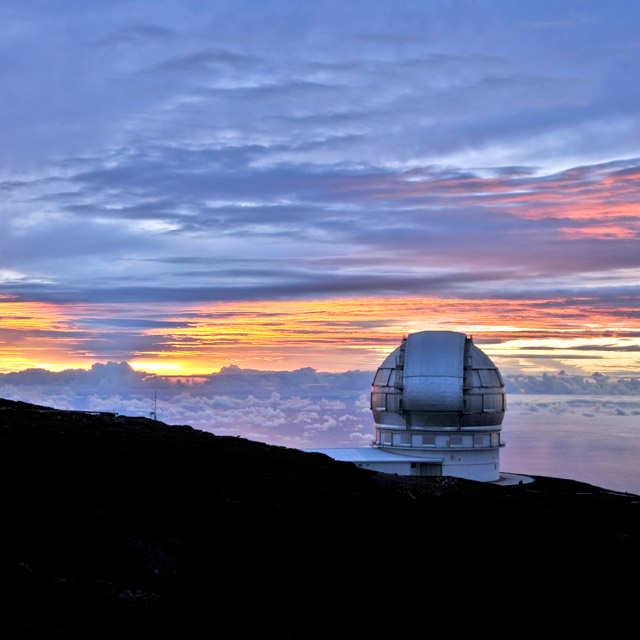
[378,346,401,369]
[402,331,465,412]
[469,344,497,369]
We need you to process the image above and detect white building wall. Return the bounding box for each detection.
[355,461,416,475]
[373,446,500,481]
[442,460,499,482]
[442,449,500,481]
[435,435,449,447]
[355,456,499,481]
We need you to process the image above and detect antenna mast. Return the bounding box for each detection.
[150,390,157,421]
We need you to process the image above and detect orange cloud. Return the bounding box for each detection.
[337,162,640,231]
[2,296,638,375]
[557,223,640,239]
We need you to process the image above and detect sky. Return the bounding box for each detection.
[2,0,640,377]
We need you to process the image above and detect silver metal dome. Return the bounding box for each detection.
[371,331,506,429]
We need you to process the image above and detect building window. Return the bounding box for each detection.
[473,434,486,447]
[450,434,463,446]
[422,434,436,446]
[483,394,501,413]
[479,369,501,387]
[400,433,411,445]
[371,392,387,410]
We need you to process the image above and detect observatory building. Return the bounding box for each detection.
[307,331,506,482]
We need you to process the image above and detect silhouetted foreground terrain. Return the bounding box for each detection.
[1,398,638,638]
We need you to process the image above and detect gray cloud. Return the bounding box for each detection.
[148,49,261,74]
[514,344,640,352]
[6,143,640,307]
[96,24,174,48]
[0,268,534,305]
[507,371,640,395]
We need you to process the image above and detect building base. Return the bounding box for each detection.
[305,446,501,482]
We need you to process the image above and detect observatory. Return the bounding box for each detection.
[307,331,506,482]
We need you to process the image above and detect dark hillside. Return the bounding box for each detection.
[1,398,638,638]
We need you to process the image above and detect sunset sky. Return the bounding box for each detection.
[2,0,640,376]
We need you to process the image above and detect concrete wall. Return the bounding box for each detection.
[442,448,500,481]
[442,460,500,482]
[369,446,501,481]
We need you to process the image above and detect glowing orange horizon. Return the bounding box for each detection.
[1,296,639,376]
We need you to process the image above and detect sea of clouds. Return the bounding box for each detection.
[0,363,374,448]
[2,363,639,492]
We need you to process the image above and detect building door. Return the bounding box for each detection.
[419,463,442,477]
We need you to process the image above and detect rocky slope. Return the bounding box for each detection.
[1,398,638,638]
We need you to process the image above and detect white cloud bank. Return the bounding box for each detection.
[0,363,372,447]
[1,363,639,448]
[3,363,640,492]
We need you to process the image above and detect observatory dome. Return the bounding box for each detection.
[371,331,505,429]
[305,331,506,482]
[369,331,506,480]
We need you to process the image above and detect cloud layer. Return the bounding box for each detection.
[2,362,639,442]
[3,361,640,492]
